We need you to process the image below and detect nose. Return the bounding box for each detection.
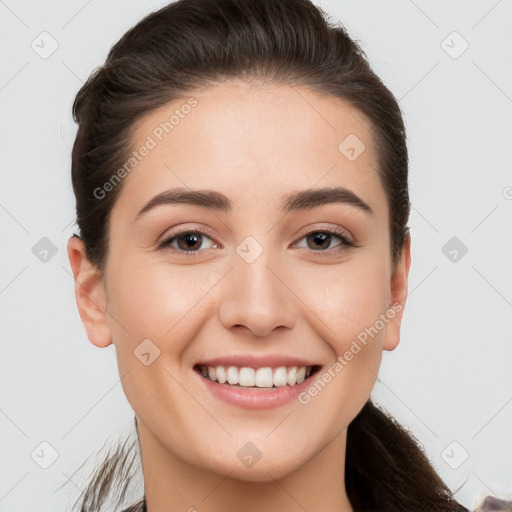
[218,250,297,338]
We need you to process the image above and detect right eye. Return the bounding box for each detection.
[159,229,219,254]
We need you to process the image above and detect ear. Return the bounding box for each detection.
[382,232,411,351]
[67,235,112,348]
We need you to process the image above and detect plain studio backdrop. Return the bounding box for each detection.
[0,1,511,510]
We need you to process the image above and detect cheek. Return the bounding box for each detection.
[300,255,389,350]
[288,254,390,430]
[104,259,218,423]
[106,258,221,356]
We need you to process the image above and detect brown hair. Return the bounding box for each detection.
[68,0,470,510]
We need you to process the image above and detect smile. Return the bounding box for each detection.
[194,364,320,388]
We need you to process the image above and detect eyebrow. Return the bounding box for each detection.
[135,186,373,220]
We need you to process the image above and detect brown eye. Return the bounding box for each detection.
[176,232,204,251]
[295,229,354,252]
[307,232,333,250]
[159,230,217,253]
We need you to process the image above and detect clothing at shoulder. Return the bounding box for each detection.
[478,495,512,511]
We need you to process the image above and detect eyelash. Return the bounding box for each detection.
[158,226,355,256]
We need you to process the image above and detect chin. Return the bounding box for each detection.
[212,458,304,483]
[196,441,312,483]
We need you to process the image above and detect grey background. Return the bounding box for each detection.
[0,0,511,510]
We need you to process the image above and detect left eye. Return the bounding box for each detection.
[295,230,353,251]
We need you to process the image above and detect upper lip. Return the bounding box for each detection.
[196,354,320,368]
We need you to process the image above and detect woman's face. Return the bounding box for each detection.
[69,81,410,481]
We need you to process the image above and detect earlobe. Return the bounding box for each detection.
[67,235,112,348]
[382,234,412,351]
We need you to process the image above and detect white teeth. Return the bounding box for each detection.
[215,366,227,384]
[239,367,255,386]
[199,364,314,388]
[287,367,297,386]
[255,367,273,387]
[273,366,288,387]
[296,366,306,384]
[227,366,239,385]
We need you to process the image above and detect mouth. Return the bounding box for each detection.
[193,364,322,389]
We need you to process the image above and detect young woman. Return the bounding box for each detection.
[66,0,472,510]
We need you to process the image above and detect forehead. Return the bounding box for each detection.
[114,82,386,218]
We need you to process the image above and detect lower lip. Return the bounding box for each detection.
[196,369,318,410]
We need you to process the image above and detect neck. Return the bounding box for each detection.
[137,420,354,512]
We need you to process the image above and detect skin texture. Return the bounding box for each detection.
[68,82,411,512]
